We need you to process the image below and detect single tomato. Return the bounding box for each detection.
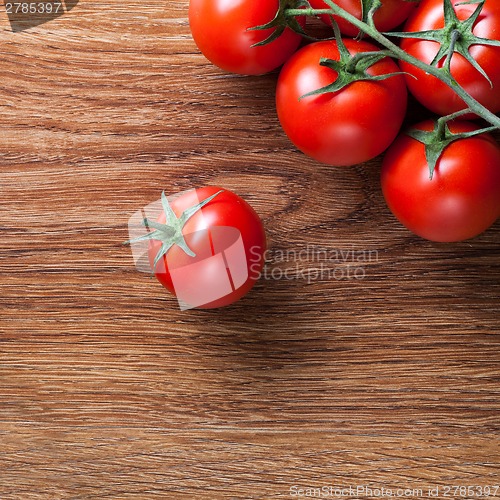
[189,0,305,75]
[399,0,500,116]
[276,39,407,166]
[381,121,500,242]
[130,187,266,309]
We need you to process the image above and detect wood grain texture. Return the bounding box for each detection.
[0,1,499,498]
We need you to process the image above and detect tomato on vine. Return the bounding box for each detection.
[397,0,500,116]
[189,0,306,75]
[381,120,500,242]
[276,37,407,166]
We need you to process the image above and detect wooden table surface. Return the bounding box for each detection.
[1,1,499,498]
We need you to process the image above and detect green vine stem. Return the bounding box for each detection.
[285,0,500,129]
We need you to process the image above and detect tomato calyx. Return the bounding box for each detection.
[249,0,309,47]
[301,25,405,98]
[387,0,500,86]
[124,190,223,269]
[406,111,497,180]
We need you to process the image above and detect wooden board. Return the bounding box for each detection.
[1,1,499,498]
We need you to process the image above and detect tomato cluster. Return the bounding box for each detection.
[127,0,500,308]
[131,0,500,309]
[188,0,500,246]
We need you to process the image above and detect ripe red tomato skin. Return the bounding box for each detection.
[308,0,417,37]
[399,0,500,116]
[276,39,407,166]
[148,187,266,308]
[381,121,500,242]
[188,0,305,76]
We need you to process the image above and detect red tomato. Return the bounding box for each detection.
[399,0,500,116]
[148,187,266,308]
[188,0,305,75]
[308,0,417,37]
[381,121,500,242]
[276,39,407,166]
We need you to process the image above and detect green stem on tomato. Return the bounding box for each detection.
[407,109,498,179]
[443,29,460,71]
[434,109,470,138]
[285,2,500,129]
